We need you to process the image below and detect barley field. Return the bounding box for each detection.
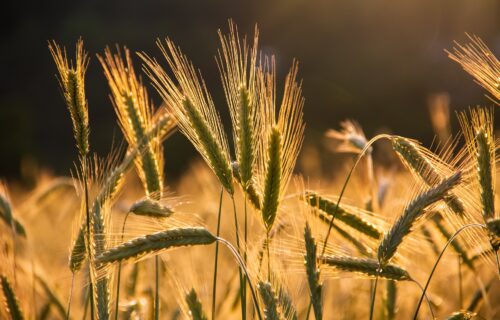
[1,19,500,320]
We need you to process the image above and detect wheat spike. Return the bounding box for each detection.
[140,39,234,194]
[446,311,476,320]
[447,34,500,104]
[97,227,216,264]
[129,198,173,218]
[458,107,499,248]
[258,281,280,320]
[320,256,410,281]
[304,223,322,320]
[261,127,282,230]
[304,191,382,239]
[392,137,465,215]
[185,288,208,320]
[217,22,260,193]
[378,171,462,266]
[69,115,174,272]
[0,189,26,238]
[90,203,110,319]
[1,275,24,320]
[256,60,305,230]
[48,39,90,157]
[99,46,166,198]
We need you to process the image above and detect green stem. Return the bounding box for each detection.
[114,212,131,320]
[82,157,95,320]
[413,223,486,320]
[211,188,224,320]
[232,196,245,320]
[66,273,75,320]
[243,194,248,317]
[369,276,379,320]
[458,255,463,309]
[266,231,271,282]
[320,135,391,258]
[155,255,159,320]
[216,238,263,320]
[82,285,90,320]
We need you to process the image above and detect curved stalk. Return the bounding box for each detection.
[114,211,131,320]
[211,188,224,320]
[231,196,245,320]
[216,237,263,320]
[413,223,487,320]
[320,134,392,257]
[66,273,75,320]
[369,275,379,320]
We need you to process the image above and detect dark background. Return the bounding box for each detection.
[1,0,499,184]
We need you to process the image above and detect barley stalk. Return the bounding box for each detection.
[378,171,462,266]
[431,214,475,270]
[320,256,411,281]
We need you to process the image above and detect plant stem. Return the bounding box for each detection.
[155,255,159,320]
[458,255,463,309]
[232,196,246,320]
[216,238,263,320]
[82,156,95,320]
[114,211,131,320]
[66,273,75,320]
[243,194,248,317]
[266,231,271,281]
[369,275,379,320]
[211,188,224,320]
[412,223,486,320]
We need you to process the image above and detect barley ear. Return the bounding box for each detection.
[320,256,411,281]
[304,223,322,320]
[258,281,280,320]
[392,137,465,216]
[447,34,500,104]
[185,288,208,320]
[129,198,173,218]
[96,227,216,264]
[98,47,165,198]
[183,98,234,194]
[0,192,26,238]
[445,311,476,320]
[1,275,24,320]
[261,127,282,230]
[303,191,382,239]
[378,171,462,266]
[48,39,90,157]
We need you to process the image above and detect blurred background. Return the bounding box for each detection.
[1,0,499,185]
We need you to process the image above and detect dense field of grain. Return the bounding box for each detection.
[0,22,499,320]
